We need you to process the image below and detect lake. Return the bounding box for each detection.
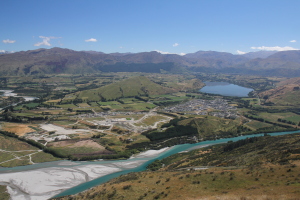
[0,90,38,110]
[200,82,253,97]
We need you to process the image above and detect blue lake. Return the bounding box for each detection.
[200,82,253,97]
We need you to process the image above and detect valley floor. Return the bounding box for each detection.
[0,148,170,200]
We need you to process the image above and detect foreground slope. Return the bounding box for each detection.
[56,133,300,200]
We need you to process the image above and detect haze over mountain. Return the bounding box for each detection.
[241,51,277,59]
[0,47,300,77]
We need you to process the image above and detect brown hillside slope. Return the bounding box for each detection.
[55,133,300,200]
[259,77,300,105]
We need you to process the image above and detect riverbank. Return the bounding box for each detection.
[1,130,299,200]
[0,148,170,200]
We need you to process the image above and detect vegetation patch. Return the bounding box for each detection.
[0,185,10,200]
[0,132,61,167]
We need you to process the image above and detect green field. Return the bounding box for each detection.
[56,104,78,108]
[0,133,61,167]
[98,101,121,106]
[48,146,102,156]
[245,120,273,130]
[0,185,10,200]
[257,112,300,123]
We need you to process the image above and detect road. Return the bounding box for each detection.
[0,149,42,165]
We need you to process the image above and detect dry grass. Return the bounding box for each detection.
[2,122,36,136]
[55,163,300,200]
[47,139,105,150]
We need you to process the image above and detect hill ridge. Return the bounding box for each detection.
[1,47,300,77]
[72,76,175,102]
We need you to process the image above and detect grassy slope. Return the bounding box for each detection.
[75,76,175,101]
[144,116,243,143]
[56,133,300,200]
[178,117,241,138]
[0,186,9,200]
[259,77,300,106]
[163,133,300,169]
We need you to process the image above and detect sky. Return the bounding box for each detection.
[1,0,299,55]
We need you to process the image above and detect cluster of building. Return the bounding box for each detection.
[162,98,238,119]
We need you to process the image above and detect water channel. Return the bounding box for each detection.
[0,90,38,111]
[0,90,38,102]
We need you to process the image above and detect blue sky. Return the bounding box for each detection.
[1,0,299,55]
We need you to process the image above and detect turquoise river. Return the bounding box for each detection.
[52,130,300,198]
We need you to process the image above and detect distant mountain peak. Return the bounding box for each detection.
[1,47,300,77]
[242,51,277,59]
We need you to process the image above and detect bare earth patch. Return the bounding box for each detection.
[40,124,89,135]
[48,139,105,150]
[2,123,36,136]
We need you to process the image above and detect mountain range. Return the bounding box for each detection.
[0,47,300,77]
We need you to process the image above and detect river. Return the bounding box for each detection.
[0,130,299,200]
[0,90,38,111]
[0,90,38,102]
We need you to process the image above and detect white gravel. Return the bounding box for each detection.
[0,148,170,200]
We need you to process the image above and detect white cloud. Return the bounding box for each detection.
[156,50,170,54]
[0,50,13,53]
[237,50,246,55]
[251,46,299,51]
[290,40,297,43]
[155,50,186,56]
[34,36,61,46]
[173,43,179,47]
[3,39,16,44]
[85,38,97,42]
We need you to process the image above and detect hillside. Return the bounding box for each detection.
[234,50,300,77]
[184,51,249,69]
[71,76,176,102]
[0,48,112,75]
[142,116,243,144]
[178,117,242,138]
[55,133,300,200]
[162,133,300,169]
[242,51,276,59]
[259,77,300,105]
[0,48,184,75]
